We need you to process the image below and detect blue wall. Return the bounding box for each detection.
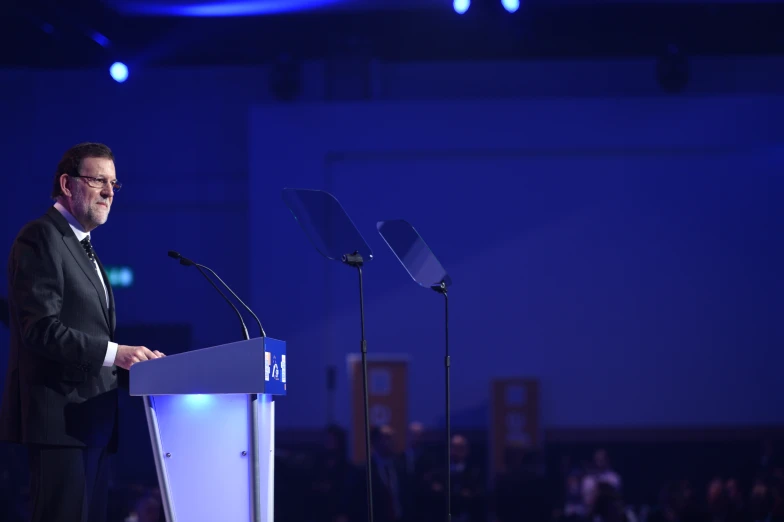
[0,57,781,432]
[250,96,783,430]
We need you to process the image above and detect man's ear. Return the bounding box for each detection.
[59,174,72,197]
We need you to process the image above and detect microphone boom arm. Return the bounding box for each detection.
[197,263,266,338]
[167,250,251,340]
[194,263,250,341]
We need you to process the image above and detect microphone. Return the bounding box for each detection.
[167,251,266,339]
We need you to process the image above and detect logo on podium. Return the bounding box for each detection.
[265,352,271,381]
[271,355,280,381]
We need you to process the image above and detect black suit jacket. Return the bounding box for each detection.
[0,206,121,450]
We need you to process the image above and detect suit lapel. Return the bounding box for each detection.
[62,235,112,329]
[47,207,112,330]
[94,255,116,337]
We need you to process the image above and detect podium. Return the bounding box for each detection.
[130,337,287,522]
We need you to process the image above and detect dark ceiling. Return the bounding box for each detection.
[2,0,783,68]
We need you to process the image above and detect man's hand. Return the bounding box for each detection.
[115,345,165,370]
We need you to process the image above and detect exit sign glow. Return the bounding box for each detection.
[105,266,134,288]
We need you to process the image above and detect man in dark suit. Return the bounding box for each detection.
[0,142,164,522]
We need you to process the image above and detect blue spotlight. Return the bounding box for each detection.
[91,31,111,48]
[502,0,519,13]
[453,0,470,14]
[109,62,128,83]
[108,0,339,17]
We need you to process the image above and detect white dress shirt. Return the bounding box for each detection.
[54,202,118,367]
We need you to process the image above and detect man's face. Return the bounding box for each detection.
[65,156,116,231]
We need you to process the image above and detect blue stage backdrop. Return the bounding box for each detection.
[0,58,781,433]
[250,97,782,430]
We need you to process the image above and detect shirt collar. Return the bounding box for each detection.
[53,201,90,242]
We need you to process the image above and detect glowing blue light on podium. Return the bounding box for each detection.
[453,0,470,14]
[502,0,519,13]
[183,394,214,408]
[109,62,129,83]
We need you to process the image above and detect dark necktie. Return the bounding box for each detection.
[80,236,95,261]
[80,236,109,307]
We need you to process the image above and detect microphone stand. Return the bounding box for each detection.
[342,250,374,522]
[191,263,263,521]
[167,251,264,522]
[195,264,250,340]
[432,280,451,522]
[168,251,251,340]
[197,263,266,337]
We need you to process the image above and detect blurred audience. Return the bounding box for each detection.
[308,424,352,522]
[495,442,549,522]
[448,433,485,522]
[0,427,781,522]
[582,449,623,510]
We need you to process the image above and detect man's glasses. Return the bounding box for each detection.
[71,175,122,193]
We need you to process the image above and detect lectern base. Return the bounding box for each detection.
[144,394,275,522]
